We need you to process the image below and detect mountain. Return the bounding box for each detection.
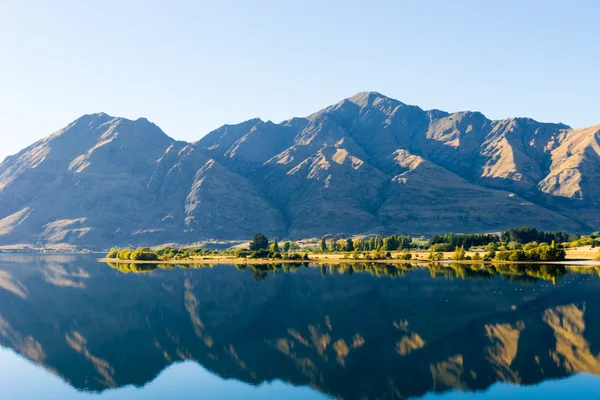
[1,92,599,248]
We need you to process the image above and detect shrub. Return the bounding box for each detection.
[250,249,270,258]
[451,246,466,261]
[106,249,119,259]
[236,249,252,258]
[366,250,388,260]
[117,249,132,260]
[508,250,526,262]
[432,243,453,252]
[495,244,565,262]
[129,249,159,261]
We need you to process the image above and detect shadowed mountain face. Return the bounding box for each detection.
[1,255,600,399]
[1,93,599,248]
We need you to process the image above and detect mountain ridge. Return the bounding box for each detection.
[1,92,598,248]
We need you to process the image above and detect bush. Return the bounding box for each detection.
[508,250,526,262]
[450,246,466,261]
[495,243,565,262]
[117,249,132,260]
[396,253,412,260]
[236,249,252,258]
[365,250,388,260]
[130,249,159,261]
[432,243,453,252]
[106,249,119,259]
[249,249,270,258]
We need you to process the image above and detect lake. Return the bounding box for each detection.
[1,254,600,399]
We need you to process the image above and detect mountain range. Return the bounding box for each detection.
[1,92,599,248]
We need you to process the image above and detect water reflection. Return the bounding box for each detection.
[0,255,600,399]
[106,261,576,284]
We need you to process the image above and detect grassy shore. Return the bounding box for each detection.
[99,246,600,266]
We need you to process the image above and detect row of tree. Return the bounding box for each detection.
[428,226,583,249]
[108,248,159,261]
[429,233,498,248]
[249,234,300,253]
[500,226,579,244]
[436,241,567,263]
[319,234,413,253]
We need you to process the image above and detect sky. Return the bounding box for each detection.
[0,0,599,162]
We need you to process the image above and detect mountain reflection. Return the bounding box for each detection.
[0,255,599,400]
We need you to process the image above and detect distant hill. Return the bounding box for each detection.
[1,92,599,248]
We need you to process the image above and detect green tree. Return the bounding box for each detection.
[345,238,354,252]
[507,241,521,251]
[329,239,336,252]
[249,233,269,251]
[375,236,384,250]
[320,237,327,252]
[354,238,364,251]
[270,238,280,253]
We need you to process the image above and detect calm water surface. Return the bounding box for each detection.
[1,254,600,399]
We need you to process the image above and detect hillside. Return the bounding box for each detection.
[0,92,598,248]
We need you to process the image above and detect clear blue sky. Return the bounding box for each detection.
[1,0,599,162]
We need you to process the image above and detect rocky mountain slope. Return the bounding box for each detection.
[0,92,598,248]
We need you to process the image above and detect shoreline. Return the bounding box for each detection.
[99,257,600,267]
